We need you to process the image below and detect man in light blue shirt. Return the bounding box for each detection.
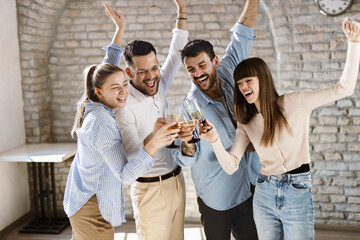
[173,0,261,239]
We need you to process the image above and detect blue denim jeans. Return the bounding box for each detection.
[253,171,314,240]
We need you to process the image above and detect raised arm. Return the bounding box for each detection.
[238,0,258,27]
[159,0,189,92]
[104,3,125,46]
[300,18,360,111]
[217,0,258,82]
[102,3,125,65]
[174,0,187,30]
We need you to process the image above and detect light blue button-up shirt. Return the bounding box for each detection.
[63,45,154,226]
[173,23,262,211]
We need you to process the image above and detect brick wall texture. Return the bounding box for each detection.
[17,0,360,226]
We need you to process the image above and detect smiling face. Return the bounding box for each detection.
[95,71,129,110]
[126,51,160,97]
[184,52,221,98]
[237,76,260,111]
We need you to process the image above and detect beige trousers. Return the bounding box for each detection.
[131,172,186,240]
[69,195,114,240]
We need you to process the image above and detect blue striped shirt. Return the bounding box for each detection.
[64,44,154,226]
[102,43,123,65]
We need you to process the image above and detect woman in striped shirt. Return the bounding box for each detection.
[63,4,179,240]
[198,18,360,240]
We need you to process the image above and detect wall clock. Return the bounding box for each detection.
[316,0,353,16]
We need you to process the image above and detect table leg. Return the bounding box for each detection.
[44,162,52,224]
[37,163,45,219]
[51,163,57,219]
[31,163,39,223]
[19,162,69,234]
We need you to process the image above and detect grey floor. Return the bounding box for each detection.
[1,220,359,240]
[0,220,206,240]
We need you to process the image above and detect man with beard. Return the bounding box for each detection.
[173,0,261,239]
[115,0,188,239]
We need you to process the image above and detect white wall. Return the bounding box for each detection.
[0,0,30,231]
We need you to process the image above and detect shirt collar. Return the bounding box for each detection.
[129,80,156,103]
[189,75,226,108]
[84,101,116,118]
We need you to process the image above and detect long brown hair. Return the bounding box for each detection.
[71,63,123,138]
[233,57,292,147]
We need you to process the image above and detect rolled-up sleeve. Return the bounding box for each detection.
[102,43,123,66]
[219,23,255,80]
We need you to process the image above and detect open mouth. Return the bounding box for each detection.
[244,90,253,98]
[195,75,208,85]
[117,97,126,102]
[144,79,157,88]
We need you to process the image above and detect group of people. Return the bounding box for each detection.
[62,0,360,239]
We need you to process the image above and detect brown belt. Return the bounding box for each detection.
[136,166,181,183]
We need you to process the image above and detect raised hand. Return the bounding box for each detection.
[238,0,258,28]
[174,0,187,30]
[342,17,360,43]
[174,0,186,12]
[198,119,219,143]
[104,3,125,31]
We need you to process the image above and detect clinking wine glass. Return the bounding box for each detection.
[165,102,182,149]
[183,97,207,124]
[181,112,200,144]
[183,97,209,142]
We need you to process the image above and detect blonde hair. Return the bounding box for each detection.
[71,63,123,138]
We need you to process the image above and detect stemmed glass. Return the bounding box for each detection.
[182,97,208,143]
[181,111,199,144]
[165,100,182,149]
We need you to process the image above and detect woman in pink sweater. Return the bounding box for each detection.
[199,18,360,240]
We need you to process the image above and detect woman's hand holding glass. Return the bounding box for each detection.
[198,119,219,143]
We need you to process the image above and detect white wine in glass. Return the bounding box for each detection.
[183,97,207,127]
[183,97,211,143]
[165,102,182,149]
[181,116,199,143]
[190,110,205,123]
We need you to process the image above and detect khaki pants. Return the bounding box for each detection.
[69,195,114,240]
[131,172,186,240]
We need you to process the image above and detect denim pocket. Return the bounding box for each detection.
[256,174,267,185]
[290,175,312,191]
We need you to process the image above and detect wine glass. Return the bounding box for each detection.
[165,101,182,149]
[183,97,207,127]
[181,111,200,144]
[182,96,210,142]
